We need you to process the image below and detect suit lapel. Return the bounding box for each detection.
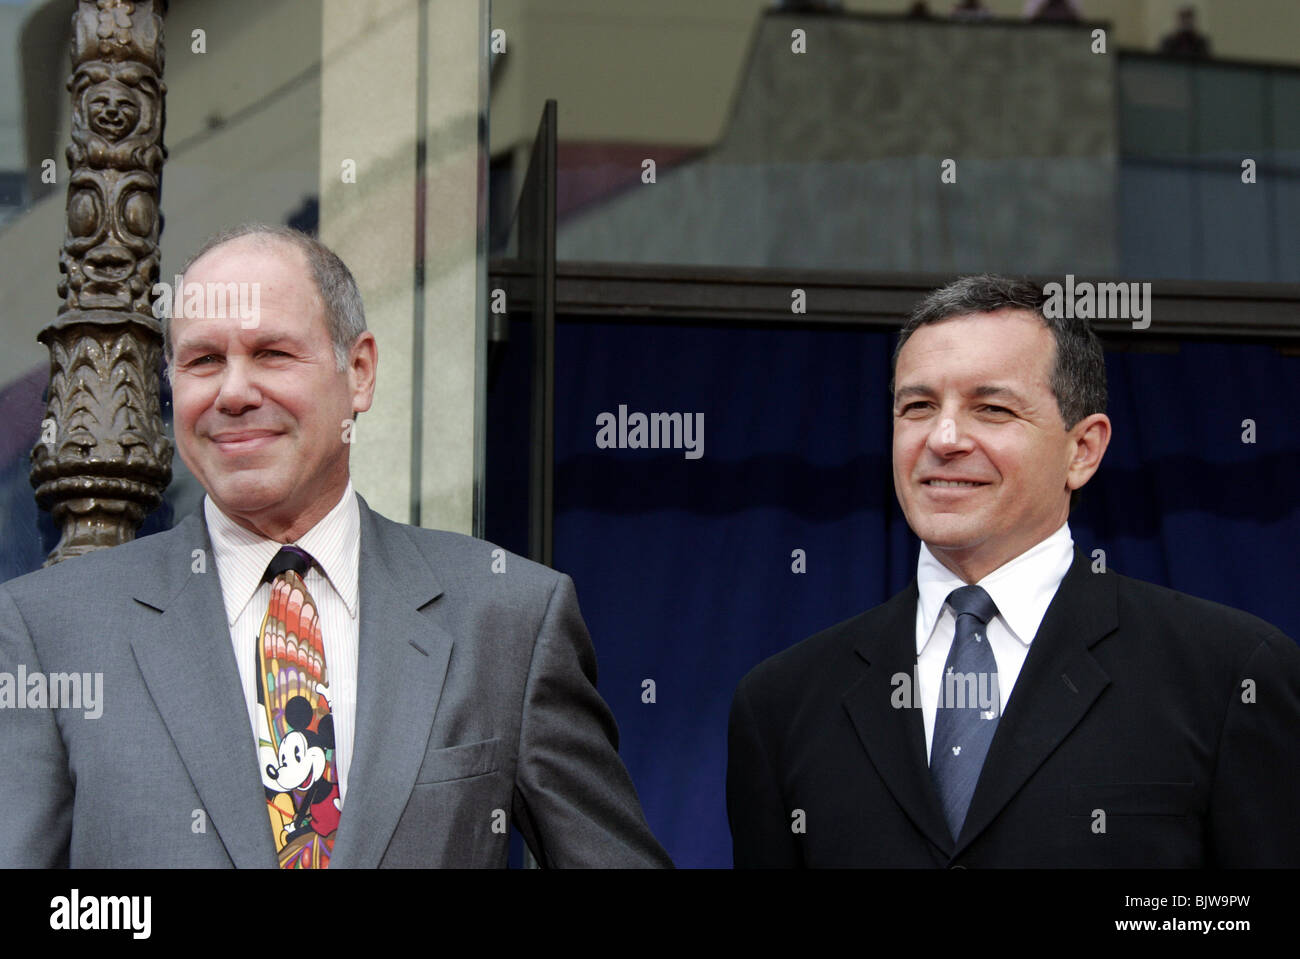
[327,498,453,868]
[842,580,956,856]
[129,511,278,868]
[954,547,1116,855]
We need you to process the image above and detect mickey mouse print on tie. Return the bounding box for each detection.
[254,545,341,868]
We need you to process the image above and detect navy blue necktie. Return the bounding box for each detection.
[930,584,1001,841]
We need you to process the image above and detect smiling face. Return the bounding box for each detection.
[170,236,376,542]
[891,308,1109,582]
[86,80,140,140]
[275,730,326,792]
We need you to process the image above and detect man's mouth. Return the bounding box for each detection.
[923,479,988,488]
[211,430,279,451]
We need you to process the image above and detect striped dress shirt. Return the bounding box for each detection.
[204,481,360,804]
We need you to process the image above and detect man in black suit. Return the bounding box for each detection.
[727,273,1300,867]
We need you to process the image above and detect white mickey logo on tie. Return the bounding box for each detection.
[982,710,996,720]
[974,632,982,642]
[952,746,961,756]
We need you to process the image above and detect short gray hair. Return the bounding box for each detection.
[163,224,366,376]
[891,273,1108,510]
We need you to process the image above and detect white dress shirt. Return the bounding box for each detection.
[914,522,1075,763]
[205,481,360,803]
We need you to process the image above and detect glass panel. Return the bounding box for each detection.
[1118,164,1195,278]
[1119,59,1194,159]
[1194,64,1269,161]
[1118,56,1300,281]
[1195,168,1274,282]
[1271,71,1300,164]
[491,3,1300,285]
[1276,177,1300,283]
[493,8,1122,277]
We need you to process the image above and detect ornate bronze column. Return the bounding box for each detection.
[29,0,172,565]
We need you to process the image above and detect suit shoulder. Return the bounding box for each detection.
[1103,569,1299,681]
[375,519,563,594]
[736,603,887,704]
[1110,570,1293,650]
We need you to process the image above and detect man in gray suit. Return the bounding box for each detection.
[0,225,670,868]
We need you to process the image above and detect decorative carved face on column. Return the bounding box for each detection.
[70,62,162,163]
[61,169,160,312]
[86,78,141,140]
[59,61,164,317]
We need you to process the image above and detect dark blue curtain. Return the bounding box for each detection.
[485,317,1300,867]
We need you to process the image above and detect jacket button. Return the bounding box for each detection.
[950,863,966,869]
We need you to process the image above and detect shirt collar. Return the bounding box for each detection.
[916,521,1075,655]
[204,480,360,626]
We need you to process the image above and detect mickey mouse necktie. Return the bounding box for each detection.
[255,545,340,868]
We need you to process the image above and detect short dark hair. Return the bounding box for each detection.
[164,224,366,378]
[891,273,1108,512]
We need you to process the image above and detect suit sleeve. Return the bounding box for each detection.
[0,585,73,867]
[1206,627,1300,867]
[510,573,673,867]
[727,675,800,867]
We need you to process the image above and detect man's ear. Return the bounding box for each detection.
[348,332,378,415]
[1065,413,1111,494]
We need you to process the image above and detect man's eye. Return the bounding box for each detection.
[901,402,930,413]
[981,405,1011,414]
[189,355,218,366]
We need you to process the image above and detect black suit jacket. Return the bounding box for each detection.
[727,547,1300,867]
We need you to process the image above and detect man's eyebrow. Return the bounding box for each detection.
[894,384,934,402]
[246,331,303,350]
[173,338,221,357]
[971,385,1029,406]
[892,384,1029,405]
[175,331,302,355]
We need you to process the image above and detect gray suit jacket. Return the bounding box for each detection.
[0,495,671,868]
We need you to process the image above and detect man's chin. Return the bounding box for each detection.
[909,512,988,552]
[206,476,287,518]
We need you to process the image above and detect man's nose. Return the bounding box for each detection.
[926,410,971,452]
[214,359,262,414]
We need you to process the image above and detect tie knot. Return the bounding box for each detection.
[262,545,315,583]
[945,584,998,625]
